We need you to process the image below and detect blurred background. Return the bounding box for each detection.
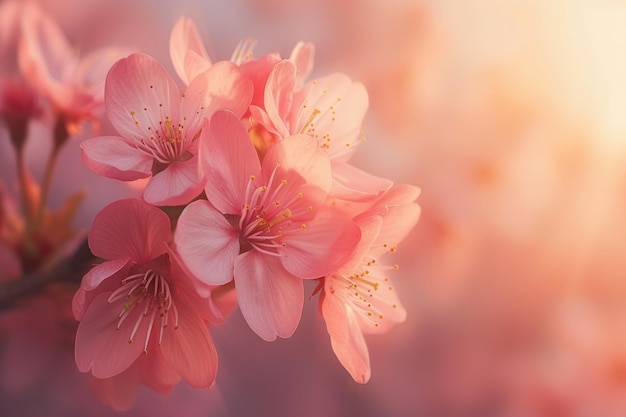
[2,0,626,416]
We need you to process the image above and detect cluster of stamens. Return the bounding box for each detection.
[236,164,309,256]
[107,267,179,354]
[127,86,202,166]
[298,81,366,157]
[331,248,402,328]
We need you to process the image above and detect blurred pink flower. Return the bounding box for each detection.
[17,2,126,135]
[175,109,360,341]
[73,198,220,410]
[80,52,252,206]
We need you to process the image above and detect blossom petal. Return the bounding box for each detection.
[75,293,146,378]
[160,294,218,388]
[289,41,315,86]
[17,4,74,107]
[175,199,239,285]
[142,158,203,206]
[138,349,180,394]
[169,17,212,85]
[90,364,141,411]
[321,287,371,383]
[262,60,296,137]
[295,73,368,159]
[280,207,361,278]
[262,134,333,205]
[234,251,304,341]
[82,257,133,291]
[88,198,171,262]
[201,110,261,214]
[180,60,253,132]
[81,135,153,181]
[330,161,393,202]
[105,53,180,141]
[239,53,281,110]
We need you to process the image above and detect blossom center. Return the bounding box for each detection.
[107,255,179,353]
[233,165,310,257]
[130,108,198,169]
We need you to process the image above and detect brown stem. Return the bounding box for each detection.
[0,238,94,310]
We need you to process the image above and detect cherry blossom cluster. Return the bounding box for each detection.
[1,3,420,409]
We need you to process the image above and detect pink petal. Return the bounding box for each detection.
[201,110,261,214]
[105,53,181,141]
[72,287,87,321]
[142,157,203,206]
[234,250,304,341]
[295,73,368,159]
[81,136,153,181]
[90,365,141,411]
[138,349,180,394]
[88,198,171,262]
[160,294,218,388]
[175,199,239,285]
[82,257,133,291]
[75,293,146,378]
[169,17,212,85]
[372,203,421,257]
[337,214,383,275]
[239,53,281,110]
[357,276,407,335]
[17,5,73,104]
[280,207,361,278]
[263,60,296,137]
[77,47,131,101]
[375,184,421,207]
[330,161,393,202]
[321,287,371,383]
[262,134,333,203]
[180,60,253,133]
[289,41,315,86]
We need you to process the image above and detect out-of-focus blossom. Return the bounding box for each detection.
[17,2,126,136]
[73,198,221,410]
[81,53,252,206]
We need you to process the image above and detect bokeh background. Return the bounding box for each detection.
[2,0,626,416]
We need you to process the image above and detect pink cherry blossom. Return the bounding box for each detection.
[175,109,361,341]
[320,184,420,383]
[80,53,253,206]
[73,198,220,409]
[250,60,392,201]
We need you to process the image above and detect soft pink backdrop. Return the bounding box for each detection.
[1,0,626,416]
